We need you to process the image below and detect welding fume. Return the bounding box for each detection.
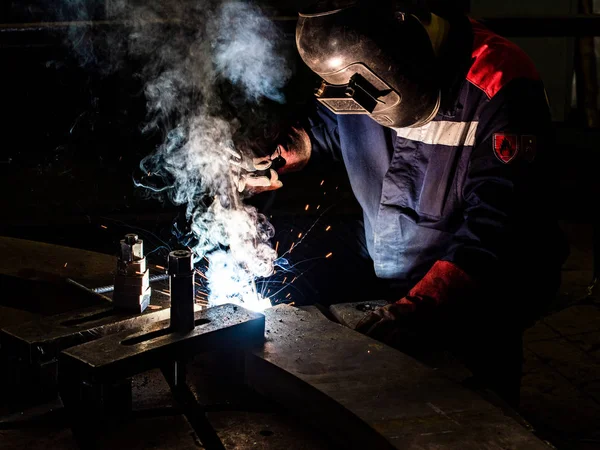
[59,0,295,312]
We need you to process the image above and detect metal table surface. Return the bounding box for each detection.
[0,237,552,449]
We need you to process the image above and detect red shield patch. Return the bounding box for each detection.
[521,135,537,162]
[493,134,519,164]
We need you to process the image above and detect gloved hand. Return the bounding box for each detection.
[236,155,283,194]
[354,261,473,345]
[234,125,313,195]
[354,297,426,344]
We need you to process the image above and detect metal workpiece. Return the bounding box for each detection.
[0,304,170,403]
[168,250,195,332]
[246,305,551,450]
[113,233,151,313]
[59,304,265,385]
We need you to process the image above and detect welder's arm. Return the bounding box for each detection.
[303,101,343,168]
[356,79,554,338]
[271,101,343,174]
[240,103,341,194]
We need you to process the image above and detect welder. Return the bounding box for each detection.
[245,0,569,407]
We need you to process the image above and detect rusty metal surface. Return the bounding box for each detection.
[1,304,170,365]
[329,301,474,384]
[1,427,79,450]
[208,410,335,449]
[0,307,38,330]
[60,304,264,383]
[0,237,116,288]
[0,281,171,406]
[71,415,202,450]
[131,369,174,411]
[247,304,551,450]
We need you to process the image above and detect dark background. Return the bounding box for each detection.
[1,0,599,306]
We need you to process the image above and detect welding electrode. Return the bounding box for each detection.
[168,250,195,332]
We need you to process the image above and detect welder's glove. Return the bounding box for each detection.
[236,156,283,194]
[354,261,473,345]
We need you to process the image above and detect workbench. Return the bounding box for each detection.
[0,237,553,449]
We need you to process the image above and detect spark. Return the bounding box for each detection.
[282,276,287,284]
[277,204,336,260]
[196,270,208,280]
[157,289,171,296]
[325,225,331,231]
[275,241,279,253]
[98,216,172,253]
[320,180,324,186]
[297,232,302,238]
[305,204,309,211]
[286,293,291,298]
[316,205,321,210]
[100,225,107,229]
[64,262,68,268]
[289,242,294,252]
[291,277,297,283]
[155,265,165,270]
[326,252,333,258]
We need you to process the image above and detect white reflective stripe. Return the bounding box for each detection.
[392,120,479,147]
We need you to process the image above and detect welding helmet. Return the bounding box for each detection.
[296,0,441,128]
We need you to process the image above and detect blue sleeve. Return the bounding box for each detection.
[443,79,566,283]
[305,101,343,166]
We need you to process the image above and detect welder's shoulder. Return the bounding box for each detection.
[466,19,540,101]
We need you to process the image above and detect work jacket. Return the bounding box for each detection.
[307,16,568,299]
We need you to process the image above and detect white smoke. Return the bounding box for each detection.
[212,2,291,103]
[65,0,290,311]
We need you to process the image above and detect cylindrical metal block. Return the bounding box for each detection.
[168,250,195,332]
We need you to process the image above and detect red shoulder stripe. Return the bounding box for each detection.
[467,19,540,99]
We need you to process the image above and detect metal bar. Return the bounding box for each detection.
[93,273,168,294]
[0,302,170,404]
[169,250,195,332]
[58,304,264,384]
[66,277,112,302]
[161,361,226,450]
